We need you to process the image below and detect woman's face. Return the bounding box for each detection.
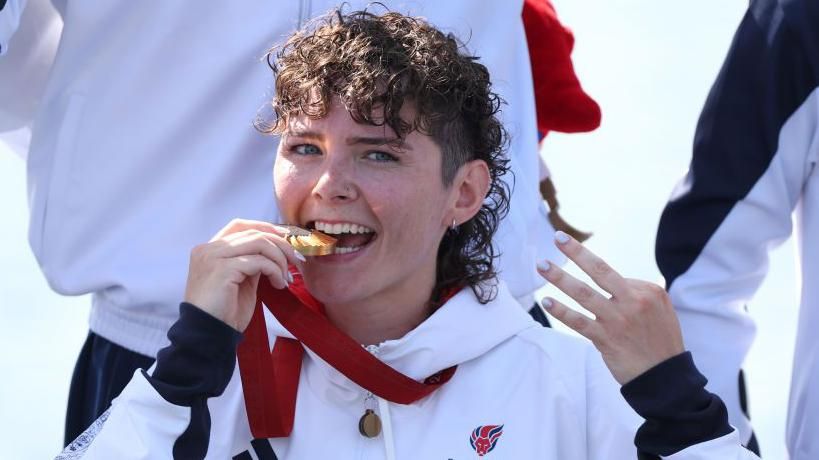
[274,100,459,308]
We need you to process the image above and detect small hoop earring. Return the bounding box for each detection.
[450,218,457,231]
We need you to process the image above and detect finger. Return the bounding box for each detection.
[553,231,626,297]
[222,233,295,278]
[537,260,610,319]
[229,255,291,289]
[220,228,281,243]
[219,230,306,266]
[541,297,602,342]
[211,219,290,241]
[227,229,307,263]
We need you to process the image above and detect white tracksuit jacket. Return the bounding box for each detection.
[57,283,757,459]
[0,0,558,358]
[655,1,819,458]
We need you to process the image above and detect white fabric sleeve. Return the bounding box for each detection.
[669,95,812,436]
[55,371,191,459]
[655,1,818,444]
[663,90,817,443]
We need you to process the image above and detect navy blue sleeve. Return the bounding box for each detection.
[621,352,733,459]
[143,302,243,460]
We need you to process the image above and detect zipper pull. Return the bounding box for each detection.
[359,344,383,438]
[359,407,382,438]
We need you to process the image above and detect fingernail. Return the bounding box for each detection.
[555,231,570,244]
[541,298,553,309]
[537,260,551,272]
[287,272,294,283]
[293,251,307,262]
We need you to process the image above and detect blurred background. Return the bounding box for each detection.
[0,1,798,458]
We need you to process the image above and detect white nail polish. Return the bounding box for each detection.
[541,298,553,309]
[537,260,551,272]
[294,251,307,262]
[287,272,294,283]
[555,231,570,244]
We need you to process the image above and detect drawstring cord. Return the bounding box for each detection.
[377,396,396,460]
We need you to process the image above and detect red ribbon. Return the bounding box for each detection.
[237,271,456,438]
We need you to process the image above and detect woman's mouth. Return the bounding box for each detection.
[311,220,377,255]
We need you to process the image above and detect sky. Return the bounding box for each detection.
[0,1,800,459]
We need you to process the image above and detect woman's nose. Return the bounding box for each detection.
[311,158,358,202]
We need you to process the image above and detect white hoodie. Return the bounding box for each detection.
[0,0,559,357]
[57,282,759,460]
[64,283,642,459]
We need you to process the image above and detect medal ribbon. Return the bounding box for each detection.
[237,271,456,438]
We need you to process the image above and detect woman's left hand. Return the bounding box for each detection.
[537,232,685,385]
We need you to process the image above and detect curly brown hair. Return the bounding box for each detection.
[257,7,511,304]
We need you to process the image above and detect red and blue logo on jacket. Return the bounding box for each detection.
[469,424,504,456]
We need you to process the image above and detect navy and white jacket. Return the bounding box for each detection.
[656,0,819,458]
[57,283,756,459]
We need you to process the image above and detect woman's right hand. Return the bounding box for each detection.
[183,219,306,332]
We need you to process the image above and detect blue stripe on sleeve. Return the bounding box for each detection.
[143,302,243,460]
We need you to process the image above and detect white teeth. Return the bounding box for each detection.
[311,221,375,235]
[333,246,364,255]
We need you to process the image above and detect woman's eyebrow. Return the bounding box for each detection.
[284,129,323,140]
[346,136,412,150]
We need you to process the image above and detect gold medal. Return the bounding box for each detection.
[277,225,337,256]
[358,409,382,438]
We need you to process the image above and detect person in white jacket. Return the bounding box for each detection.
[655,0,819,458]
[0,0,560,445]
[58,10,758,459]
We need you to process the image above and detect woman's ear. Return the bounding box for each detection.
[449,159,491,226]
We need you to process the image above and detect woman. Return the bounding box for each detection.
[58,9,756,460]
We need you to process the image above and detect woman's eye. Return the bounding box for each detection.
[365,151,397,162]
[292,144,321,156]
